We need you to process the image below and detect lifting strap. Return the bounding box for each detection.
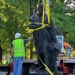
[42,0,50,25]
[29,0,51,31]
[38,55,54,75]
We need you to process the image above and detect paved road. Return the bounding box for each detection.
[0,71,13,75]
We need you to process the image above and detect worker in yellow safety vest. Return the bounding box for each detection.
[11,32,33,75]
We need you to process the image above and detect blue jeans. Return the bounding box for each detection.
[13,57,24,75]
[66,47,71,57]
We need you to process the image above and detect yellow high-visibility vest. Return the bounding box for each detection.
[12,39,25,57]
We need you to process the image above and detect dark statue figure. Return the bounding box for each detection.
[29,3,61,75]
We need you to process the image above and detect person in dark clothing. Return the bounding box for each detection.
[29,3,60,75]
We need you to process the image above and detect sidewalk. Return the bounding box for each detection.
[0,71,13,75]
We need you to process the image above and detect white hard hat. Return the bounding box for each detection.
[15,33,21,39]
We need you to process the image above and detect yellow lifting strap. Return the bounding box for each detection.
[38,55,54,75]
[33,0,50,31]
[42,0,50,25]
[30,0,50,31]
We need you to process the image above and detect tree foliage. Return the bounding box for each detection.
[0,0,31,50]
[51,0,75,48]
[0,0,75,59]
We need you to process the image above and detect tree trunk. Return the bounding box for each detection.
[0,46,2,62]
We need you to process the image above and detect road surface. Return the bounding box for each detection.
[0,71,13,75]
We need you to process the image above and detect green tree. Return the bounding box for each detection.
[0,0,32,59]
[51,0,75,48]
[0,0,75,61]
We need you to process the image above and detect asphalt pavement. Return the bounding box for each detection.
[0,71,13,75]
